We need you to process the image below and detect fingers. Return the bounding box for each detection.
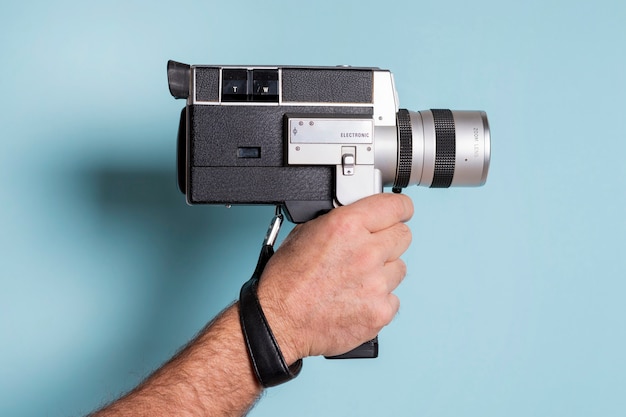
[262,193,413,359]
[369,292,401,332]
[372,221,413,263]
[341,193,414,233]
[387,293,401,319]
[383,258,407,293]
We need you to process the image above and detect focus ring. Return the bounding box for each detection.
[393,109,413,193]
[431,109,455,188]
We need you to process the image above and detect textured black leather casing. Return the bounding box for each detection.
[185,104,373,222]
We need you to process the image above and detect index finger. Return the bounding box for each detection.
[345,193,414,233]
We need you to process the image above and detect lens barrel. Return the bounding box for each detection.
[395,109,490,189]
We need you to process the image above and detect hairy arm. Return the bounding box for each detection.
[91,193,413,417]
[92,303,262,417]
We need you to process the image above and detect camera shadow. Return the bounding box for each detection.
[82,160,272,319]
[72,158,275,405]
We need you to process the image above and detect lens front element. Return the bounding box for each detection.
[403,109,490,188]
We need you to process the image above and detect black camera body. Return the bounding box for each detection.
[168,60,490,223]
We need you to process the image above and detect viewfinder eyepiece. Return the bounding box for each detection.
[167,60,191,99]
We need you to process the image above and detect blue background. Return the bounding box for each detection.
[1,0,625,416]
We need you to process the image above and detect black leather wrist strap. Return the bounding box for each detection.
[239,243,303,388]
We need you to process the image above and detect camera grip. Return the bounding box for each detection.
[325,337,378,359]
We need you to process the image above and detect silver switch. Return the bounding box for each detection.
[342,151,355,176]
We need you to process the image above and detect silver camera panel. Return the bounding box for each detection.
[284,69,401,206]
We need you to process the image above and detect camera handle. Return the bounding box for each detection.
[250,206,378,360]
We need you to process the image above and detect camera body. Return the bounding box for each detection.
[168,60,490,223]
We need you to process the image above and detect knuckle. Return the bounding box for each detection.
[359,296,399,331]
[394,222,412,243]
[368,276,389,297]
[326,209,360,237]
[388,293,401,315]
[395,259,408,278]
[371,302,395,329]
[384,193,411,220]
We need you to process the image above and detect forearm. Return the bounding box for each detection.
[91,194,413,417]
[92,303,262,417]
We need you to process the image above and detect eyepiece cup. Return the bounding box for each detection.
[167,60,191,99]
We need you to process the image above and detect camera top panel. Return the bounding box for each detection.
[191,65,378,106]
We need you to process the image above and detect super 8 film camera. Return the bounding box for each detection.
[167,60,491,223]
[167,60,492,363]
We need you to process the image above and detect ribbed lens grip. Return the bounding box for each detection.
[393,109,413,193]
[431,109,455,188]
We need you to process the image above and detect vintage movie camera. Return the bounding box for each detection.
[167,60,490,223]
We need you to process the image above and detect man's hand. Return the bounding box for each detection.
[90,193,413,417]
[257,193,414,363]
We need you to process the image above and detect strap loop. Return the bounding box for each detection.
[238,209,303,387]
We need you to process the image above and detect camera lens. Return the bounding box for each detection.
[394,109,491,189]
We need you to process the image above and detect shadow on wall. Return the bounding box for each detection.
[80,158,274,326]
[71,159,275,401]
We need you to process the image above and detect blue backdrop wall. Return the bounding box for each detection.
[1,1,625,416]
